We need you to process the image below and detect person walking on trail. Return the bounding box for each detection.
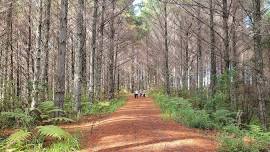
[142,90,146,97]
[134,90,139,99]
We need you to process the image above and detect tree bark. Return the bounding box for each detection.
[253,0,268,129]
[55,0,68,114]
[164,2,170,95]
[41,0,52,98]
[4,0,13,109]
[73,0,85,113]
[196,7,203,89]
[209,0,217,96]
[31,0,43,109]
[96,0,106,99]
[222,0,231,104]
[27,0,32,104]
[108,0,116,100]
[89,0,98,104]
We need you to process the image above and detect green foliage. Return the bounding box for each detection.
[0,130,31,151]
[0,125,79,152]
[1,100,74,129]
[45,138,79,152]
[219,125,270,152]
[153,93,214,129]
[0,111,34,129]
[82,97,126,115]
[152,92,270,151]
[212,109,236,128]
[32,101,74,124]
[37,125,71,140]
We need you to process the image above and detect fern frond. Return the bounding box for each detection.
[5,130,31,147]
[38,101,55,112]
[1,112,32,120]
[37,125,71,140]
[0,112,33,125]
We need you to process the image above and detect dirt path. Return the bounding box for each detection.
[70,97,216,152]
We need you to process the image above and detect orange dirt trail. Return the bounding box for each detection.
[67,97,217,152]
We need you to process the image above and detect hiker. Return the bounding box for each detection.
[134,90,139,98]
[143,90,146,97]
[141,90,146,97]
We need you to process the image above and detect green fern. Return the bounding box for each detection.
[32,101,73,124]
[212,109,235,126]
[0,111,34,128]
[37,125,71,140]
[38,101,55,112]
[5,130,31,148]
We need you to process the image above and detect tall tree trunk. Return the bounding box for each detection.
[222,0,231,104]
[55,0,68,113]
[164,2,170,95]
[4,0,13,110]
[108,0,116,100]
[222,0,230,71]
[196,7,203,89]
[71,35,75,93]
[73,0,84,114]
[96,0,105,99]
[89,0,98,103]
[16,37,20,99]
[31,0,43,109]
[183,22,191,90]
[131,44,135,93]
[209,0,217,96]
[41,0,52,98]
[231,1,238,110]
[253,0,268,129]
[27,0,32,104]
[10,10,14,103]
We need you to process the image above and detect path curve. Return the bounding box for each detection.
[83,97,217,152]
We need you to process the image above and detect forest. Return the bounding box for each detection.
[0,0,270,151]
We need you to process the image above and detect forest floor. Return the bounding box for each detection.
[62,97,217,152]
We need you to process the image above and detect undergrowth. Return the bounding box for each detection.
[0,125,79,152]
[0,95,127,151]
[151,92,270,152]
[82,96,126,115]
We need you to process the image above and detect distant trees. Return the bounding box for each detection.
[140,0,269,128]
[0,0,138,113]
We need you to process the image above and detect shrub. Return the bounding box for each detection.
[0,110,34,129]
[153,93,214,129]
[0,101,74,129]
[218,125,270,152]
[33,101,74,124]
[212,109,236,129]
